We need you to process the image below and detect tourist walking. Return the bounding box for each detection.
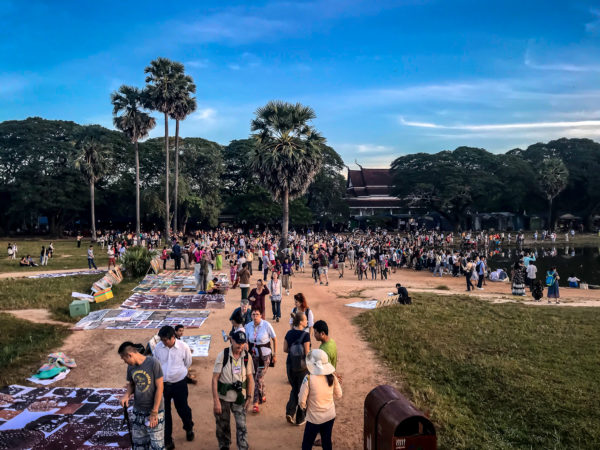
[153,326,195,449]
[118,342,165,450]
[313,320,337,369]
[546,266,560,304]
[476,256,486,290]
[284,312,311,425]
[299,349,343,450]
[464,258,474,292]
[269,271,283,322]
[171,241,182,270]
[87,245,98,269]
[282,256,293,295]
[289,293,315,334]
[245,308,277,414]
[248,279,270,319]
[238,262,251,300]
[230,299,252,327]
[212,330,254,450]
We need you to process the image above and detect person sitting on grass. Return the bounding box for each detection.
[20,254,38,267]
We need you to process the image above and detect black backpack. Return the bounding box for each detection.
[288,334,307,372]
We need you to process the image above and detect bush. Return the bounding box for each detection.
[120,246,158,277]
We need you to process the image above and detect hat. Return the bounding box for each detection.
[231,330,247,344]
[305,349,335,376]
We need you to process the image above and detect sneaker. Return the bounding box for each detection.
[286,414,295,425]
[186,430,195,442]
[476,287,483,290]
[296,419,307,426]
[276,317,280,322]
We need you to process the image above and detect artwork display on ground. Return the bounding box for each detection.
[182,335,212,357]
[73,309,209,330]
[132,270,197,294]
[0,385,130,449]
[120,293,225,310]
[27,270,105,279]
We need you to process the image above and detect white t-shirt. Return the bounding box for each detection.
[245,320,276,356]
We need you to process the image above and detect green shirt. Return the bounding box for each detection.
[320,339,337,369]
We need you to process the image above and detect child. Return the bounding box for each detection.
[531,280,544,302]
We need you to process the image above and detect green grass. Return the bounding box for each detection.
[0,238,109,273]
[0,313,71,386]
[0,275,142,322]
[354,293,600,449]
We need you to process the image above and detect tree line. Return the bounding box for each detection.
[391,139,600,229]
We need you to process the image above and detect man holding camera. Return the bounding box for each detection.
[212,330,254,450]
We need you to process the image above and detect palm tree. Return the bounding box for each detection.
[170,76,197,235]
[538,157,569,230]
[144,57,185,245]
[250,100,325,250]
[75,138,111,241]
[111,85,156,238]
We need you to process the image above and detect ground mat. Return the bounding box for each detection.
[120,293,225,310]
[73,309,209,330]
[0,385,130,449]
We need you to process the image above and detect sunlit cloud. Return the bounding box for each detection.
[399,117,600,130]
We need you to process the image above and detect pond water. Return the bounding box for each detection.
[487,245,600,287]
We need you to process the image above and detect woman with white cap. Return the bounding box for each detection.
[298,349,342,450]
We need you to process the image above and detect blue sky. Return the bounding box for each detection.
[2,0,600,167]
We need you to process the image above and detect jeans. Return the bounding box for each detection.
[465,272,473,291]
[286,367,307,423]
[302,419,335,450]
[163,379,194,443]
[241,287,249,300]
[271,300,281,318]
[477,273,484,288]
[173,255,181,270]
[88,258,97,270]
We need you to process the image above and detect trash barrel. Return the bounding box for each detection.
[364,385,436,450]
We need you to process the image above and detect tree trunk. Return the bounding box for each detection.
[135,141,141,238]
[90,180,96,241]
[281,188,289,251]
[174,119,180,235]
[164,112,170,246]
[548,197,553,231]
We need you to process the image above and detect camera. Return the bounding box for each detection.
[231,381,243,393]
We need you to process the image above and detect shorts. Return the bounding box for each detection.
[318,267,328,275]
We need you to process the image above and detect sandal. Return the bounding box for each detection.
[262,395,267,403]
[252,405,259,414]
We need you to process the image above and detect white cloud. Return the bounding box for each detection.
[186,59,209,69]
[228,64,241,71]
[398,117,600,131]
[190,108,217,121]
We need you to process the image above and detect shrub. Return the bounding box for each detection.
[434,284,450,290]
[120,246,158,277]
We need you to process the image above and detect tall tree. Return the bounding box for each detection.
[538,157,569,230]
[144,57,185,245]
[170,75,196,234]
[74,137,111,240]
[111,85,156,237]
[250,101,325,250]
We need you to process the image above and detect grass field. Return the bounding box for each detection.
[355,293,600,449]
[0,238,109,273]
[0,313,71,386]
[0,275,142,322]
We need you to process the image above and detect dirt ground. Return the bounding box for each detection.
[8,264,600,449]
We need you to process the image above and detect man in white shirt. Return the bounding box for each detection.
[154,326,194,449]
[526,261,538,290]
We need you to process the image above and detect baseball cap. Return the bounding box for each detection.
[231,330,247,344]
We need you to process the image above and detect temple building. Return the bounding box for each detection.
[345,166,402,217]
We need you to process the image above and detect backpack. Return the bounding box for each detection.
[222,347,249,372]
[288,334,307,372]
[545,273,555,287]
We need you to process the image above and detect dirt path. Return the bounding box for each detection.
[14,265,600,449]
[5,309,72,326]
[43,268,392,450]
